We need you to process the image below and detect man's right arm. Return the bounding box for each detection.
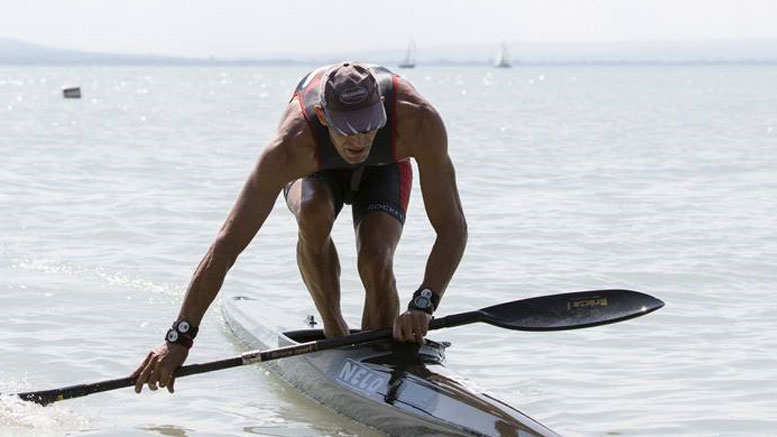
[174,137,292,327]
[176,100,315,327]
[132,105,314,394]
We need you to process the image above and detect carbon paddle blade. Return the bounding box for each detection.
[15,389,62,406]
[479,289,664,331]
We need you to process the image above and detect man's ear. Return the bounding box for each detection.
[313,105,329,126]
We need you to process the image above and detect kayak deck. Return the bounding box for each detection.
[222,292,561,437]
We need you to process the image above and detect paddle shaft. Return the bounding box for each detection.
[15,311,481,405]
[15,288,663,406]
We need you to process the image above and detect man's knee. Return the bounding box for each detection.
[357,242,394,284]
[297,197,335,245]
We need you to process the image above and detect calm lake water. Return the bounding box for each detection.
[1,65,776,437]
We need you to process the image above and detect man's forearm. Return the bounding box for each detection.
[176,240,237,326]
[420,219,468,302]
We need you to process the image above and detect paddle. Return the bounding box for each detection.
[12,289,663,406]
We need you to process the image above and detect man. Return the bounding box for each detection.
[133,62,467,394]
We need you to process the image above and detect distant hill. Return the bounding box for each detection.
[0,38,194,65]
[0,38,309,66]
[2,37,777,66]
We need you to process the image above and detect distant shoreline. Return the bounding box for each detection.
[2,37,777,67]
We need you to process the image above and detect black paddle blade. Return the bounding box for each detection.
[479,289,664,331]
[13,390,61,406]
[12,376,138,407]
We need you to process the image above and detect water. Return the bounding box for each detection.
[1,65,776,437]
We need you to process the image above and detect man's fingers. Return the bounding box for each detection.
[393,313,432,344]
[134,355,158,393]
[392,320,402,342]
[147,362,161,391]
[132,352,154,379]
[145,355,162,391]
[419,315,430,337]
[400,321,414,343]
[418,314,430,339]
[410,317,421,343]
[159,369,175,389]
[412,316,426,345]
[134,344,187,395]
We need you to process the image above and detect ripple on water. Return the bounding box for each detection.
[2,66,777,436]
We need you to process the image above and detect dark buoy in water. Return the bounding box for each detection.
[63,86,81,98]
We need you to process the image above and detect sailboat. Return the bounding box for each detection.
[495,40,511,68]
[398,39,417,69]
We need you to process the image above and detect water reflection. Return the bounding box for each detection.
[140,424,194,437]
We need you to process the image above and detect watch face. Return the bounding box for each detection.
[177,320,190,334]
[166,330,179,343]
[420,289,433,299]
[413,296,431,309]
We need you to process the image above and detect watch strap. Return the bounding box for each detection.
[165,328,194,349]
[408,288,440,314]
[165,319,198,349]
[173,319,199,338]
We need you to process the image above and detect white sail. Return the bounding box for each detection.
[495,40,511,68]
[399,39,416,68]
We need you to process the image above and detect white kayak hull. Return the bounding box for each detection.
[222,291,561,437]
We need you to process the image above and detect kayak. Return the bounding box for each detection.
[222,291,562,437]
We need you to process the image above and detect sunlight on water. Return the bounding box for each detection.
[1,65,776,436]
[12,255,180,298]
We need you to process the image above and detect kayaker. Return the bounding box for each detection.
[133,62,467,394]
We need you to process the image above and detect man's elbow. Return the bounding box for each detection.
[439,216,468,249]
[458,217,468,249]
[211,233,242,269]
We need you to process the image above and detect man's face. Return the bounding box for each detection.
[327,128,379,164]
[314,104,380,164]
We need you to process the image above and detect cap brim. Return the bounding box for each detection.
[325,101,387,136]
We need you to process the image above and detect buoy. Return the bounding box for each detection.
[63,87,81,98]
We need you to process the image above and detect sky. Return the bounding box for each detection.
[2,0,777,58]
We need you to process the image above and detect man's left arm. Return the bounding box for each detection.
[393,105,468,343]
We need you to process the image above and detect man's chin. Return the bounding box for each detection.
[340,150,370,164]
[343,157,368,165]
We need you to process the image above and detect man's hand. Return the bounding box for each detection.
[392,309,432,344]
[132,342,189,394]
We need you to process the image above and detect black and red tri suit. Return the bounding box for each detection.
[285,64,412,225]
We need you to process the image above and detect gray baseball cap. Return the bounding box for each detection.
[320,62,387,136]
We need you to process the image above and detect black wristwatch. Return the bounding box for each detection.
[408,288,438,315]
[165,319,198,349]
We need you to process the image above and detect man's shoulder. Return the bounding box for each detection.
[278,98,313,139]
[394,78,442,129]
[268,99,318,176]
[275,98,320,156]
[394,77,432,112]
[394,78,446,158]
